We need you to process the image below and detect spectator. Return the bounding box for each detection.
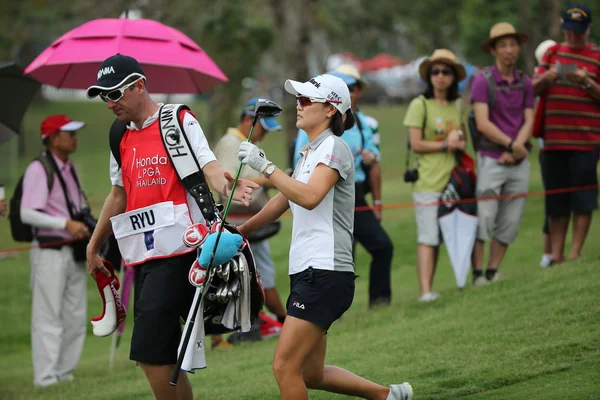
[20,114,89,387]
[533,5,600,264]
[471,22,534,285]
[533,39,557,268]
[293,65,395,307]
[213,97,287,346]
[403,49,467,302]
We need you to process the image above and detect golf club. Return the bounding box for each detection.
[170,99,282,386]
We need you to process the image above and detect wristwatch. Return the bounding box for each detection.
[506,140,514,152]
[263,163,276,178]
[582,79,593,90]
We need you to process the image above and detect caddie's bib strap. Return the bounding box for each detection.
[158,104,219,223]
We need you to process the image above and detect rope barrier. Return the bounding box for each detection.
[1,183,598,255]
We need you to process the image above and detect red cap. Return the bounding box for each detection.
[40,114,86,140]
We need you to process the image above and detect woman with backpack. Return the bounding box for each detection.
[403,49,468,302]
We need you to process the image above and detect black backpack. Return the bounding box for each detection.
[9,154,55,242]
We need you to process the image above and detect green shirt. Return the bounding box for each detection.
[403,96,466,192]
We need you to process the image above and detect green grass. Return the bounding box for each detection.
[1,101,599,399]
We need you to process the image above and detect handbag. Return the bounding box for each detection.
[247,221,281,243]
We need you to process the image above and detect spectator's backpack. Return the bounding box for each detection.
[467,67,526,151]
[9,154,55,242]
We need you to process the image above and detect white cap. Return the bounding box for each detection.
[535,39,557,65]
[284,74,351,114]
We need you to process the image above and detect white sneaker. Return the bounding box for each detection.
[418,292,440,302]
[473,276,489,287]
[540,254,552,268]
[387,382,413,400]
[489,272,504,282]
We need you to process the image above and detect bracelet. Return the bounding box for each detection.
[374,200,383,206]
[440,140,448,152]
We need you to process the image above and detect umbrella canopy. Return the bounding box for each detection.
[24,18,227,94]
[0,62,41,144]
[438,210,478,288]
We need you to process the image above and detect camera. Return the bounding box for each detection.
[71,208,98,262]
[403,169,419,183]
[74,208,98,232]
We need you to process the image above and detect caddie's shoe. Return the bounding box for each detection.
[387,382,413,400]
[259,312,283,339]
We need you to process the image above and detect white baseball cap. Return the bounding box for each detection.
[284,74,351,114]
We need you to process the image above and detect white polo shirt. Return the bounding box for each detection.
[289,129,355,274]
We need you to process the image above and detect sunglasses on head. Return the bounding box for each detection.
[430,67,453,77]
[296,96,341,107]
[100,78,142,103]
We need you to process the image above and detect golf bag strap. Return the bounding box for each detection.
[405,96,427,170]
[109,119,128,168]
[158,104,219,223]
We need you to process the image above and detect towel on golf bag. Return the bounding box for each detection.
[221,252,253,332]
[179,287,208,372]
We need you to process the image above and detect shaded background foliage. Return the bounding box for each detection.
[1,0,598,154]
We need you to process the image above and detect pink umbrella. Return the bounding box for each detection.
[24,18,227,93]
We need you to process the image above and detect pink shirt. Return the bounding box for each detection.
[21,153,82,239]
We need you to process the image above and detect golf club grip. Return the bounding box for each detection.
[170,287,203,386]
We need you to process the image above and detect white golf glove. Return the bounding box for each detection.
[238,141,270,173]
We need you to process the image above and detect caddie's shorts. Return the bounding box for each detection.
[130,251,196,365]
[286,267,355,331]
[542,150,599,217]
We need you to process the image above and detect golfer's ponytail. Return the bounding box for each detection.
[331,110,356,137]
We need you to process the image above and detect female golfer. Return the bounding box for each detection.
[237,74,412,400]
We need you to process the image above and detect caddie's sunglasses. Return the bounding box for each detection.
[431,68,453,76]
[297,96,342,108]
[100,78,143,103]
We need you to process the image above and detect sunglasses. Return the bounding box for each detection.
[296,96,341,108]
[100,78,142,103]
[430,68,453,77]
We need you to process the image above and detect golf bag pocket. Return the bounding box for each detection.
[110,201,194,266]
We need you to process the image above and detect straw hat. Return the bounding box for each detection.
[418,49,466,82]
[481,22,528,53]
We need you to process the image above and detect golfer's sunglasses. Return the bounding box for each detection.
[296,96,342,107]
[100,78,143,103]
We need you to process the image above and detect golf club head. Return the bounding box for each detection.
[254,98,283,118]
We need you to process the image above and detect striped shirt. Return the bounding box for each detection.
[536,43,600,151]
